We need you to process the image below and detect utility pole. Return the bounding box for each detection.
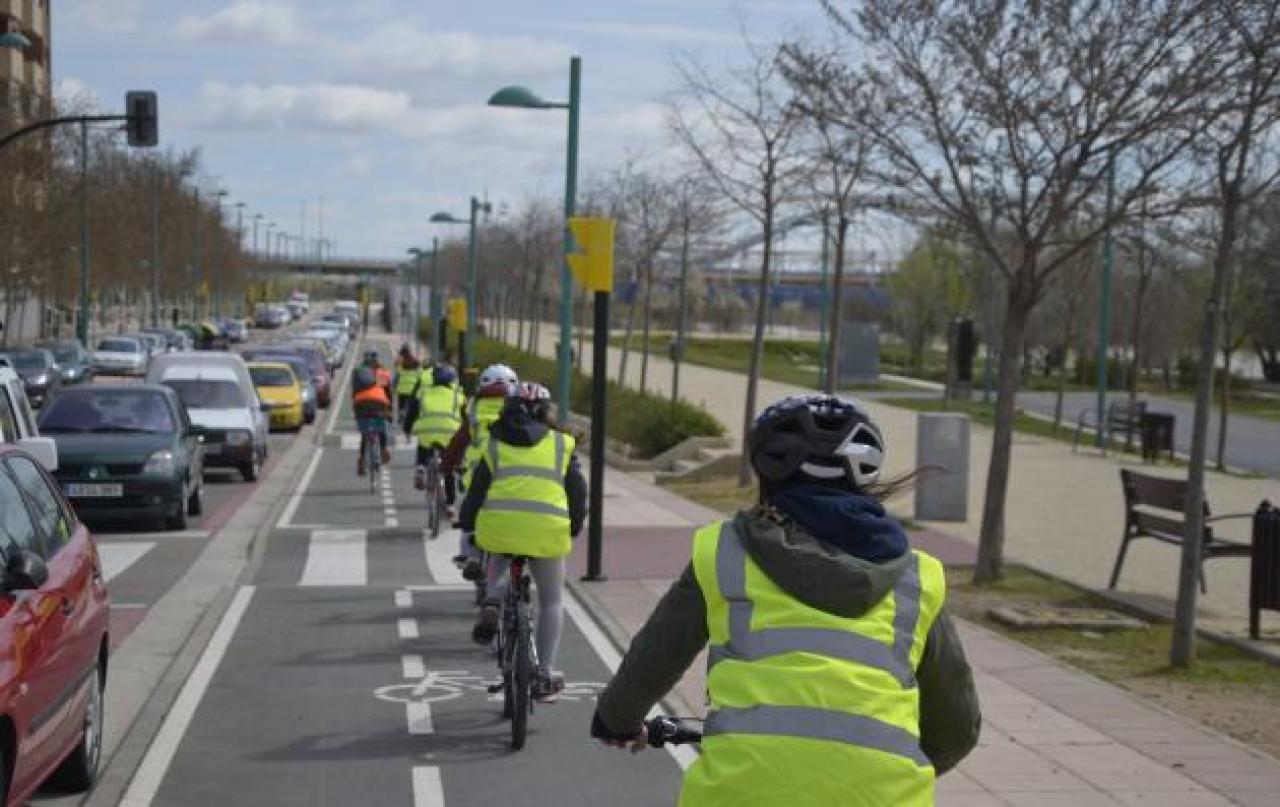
[150,160,161,328]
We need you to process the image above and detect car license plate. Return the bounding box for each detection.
[65,483,123,498]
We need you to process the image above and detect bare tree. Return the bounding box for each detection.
[671,39,805,485]
[800,0,1226,581]
[670,175,722,402]
[1172,0,1280,667]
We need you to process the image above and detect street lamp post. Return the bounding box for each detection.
[430,237,442,361]
[488,54,582,422]
[77,120,91,347]
[431,200,490,370]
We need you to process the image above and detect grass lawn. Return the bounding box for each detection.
[609,333,925,393]
[948,566,1280,758]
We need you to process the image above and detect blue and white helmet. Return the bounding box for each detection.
[478,363,518,394]
[747,394,885,488]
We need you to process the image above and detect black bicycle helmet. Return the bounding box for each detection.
[748,394,885,489]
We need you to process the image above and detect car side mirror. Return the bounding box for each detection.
[4,551,48,592]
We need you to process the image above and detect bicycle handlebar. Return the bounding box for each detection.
[645,716,703,748]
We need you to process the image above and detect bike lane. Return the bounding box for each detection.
[120,361,687,805]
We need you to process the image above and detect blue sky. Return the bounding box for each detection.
[55,0,825,257]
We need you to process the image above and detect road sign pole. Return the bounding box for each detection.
[77,120,91,347]
[557,56,581,423]
[584,287,609,582]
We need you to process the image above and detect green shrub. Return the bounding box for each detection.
[473,339,724,459]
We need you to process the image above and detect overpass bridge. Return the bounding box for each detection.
[248,255,405,279]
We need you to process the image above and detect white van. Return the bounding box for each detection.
[146,353,269,480]
[0,366,59,470]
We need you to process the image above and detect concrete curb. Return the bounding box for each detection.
[84,362,349,806]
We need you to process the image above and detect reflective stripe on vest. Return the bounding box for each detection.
[689,520,945,792]
[475,430,575,558]
[463,397,507,483]
[488,430,566,483]
[708,528,920,688]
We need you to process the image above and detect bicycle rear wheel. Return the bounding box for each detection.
[365,437,378,494]
[426,466,441,538]
[510,617,532,750]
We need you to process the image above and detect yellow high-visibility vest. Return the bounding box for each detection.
[681,520,946,807]
[463,396,506,485]
[412,382,461,449]
[475,430,575,559]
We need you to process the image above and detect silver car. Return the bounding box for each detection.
[93,336,149,376]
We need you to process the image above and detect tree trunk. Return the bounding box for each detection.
[824,216,850,390]
[1171,193,1239,669]
[739,213,776,487]
[639,258,657,395]
[973,281,1032,583]
[673,218,692,403]
[617,268,640,386]
[1217,345,1232,472]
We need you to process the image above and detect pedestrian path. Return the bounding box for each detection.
[512,326,1280,638]
[571,462,1280,806]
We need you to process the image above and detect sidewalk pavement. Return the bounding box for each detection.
[514,325,1280,643]
[569,465,1280,806]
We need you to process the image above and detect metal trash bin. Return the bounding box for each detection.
[914,413,970,522]
[1251,501,1280,639]
[1140,411,1175,463]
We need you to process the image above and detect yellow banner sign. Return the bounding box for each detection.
[448,297,468,332]
[567,217,615,293]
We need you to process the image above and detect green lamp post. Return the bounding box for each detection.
[0,31,31,50]
[432,201,490,369]
[488,55,582,422]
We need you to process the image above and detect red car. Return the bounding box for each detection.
[0,444,109,804]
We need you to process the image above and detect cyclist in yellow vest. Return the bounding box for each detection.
[591,394,980,805]
[458,381,587,703]
[394,344,422,421]
[443,363,519,580]
[403,364,463,517]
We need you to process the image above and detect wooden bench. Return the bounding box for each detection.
[1110,469,1253,592]
[1074,400,1146,455]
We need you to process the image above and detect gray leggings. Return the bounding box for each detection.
[484,556,565,675]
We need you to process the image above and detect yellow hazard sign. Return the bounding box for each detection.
[567,217,615,293]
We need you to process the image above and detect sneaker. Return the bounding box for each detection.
[451,554,468,567]
[471,604,499,645]
[461,559,484,582]
[413,467,426,491]
[532,672,566,703]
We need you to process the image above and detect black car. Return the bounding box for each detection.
[0,347,63,408]
[37,340,95,385]
[39,385,205,530]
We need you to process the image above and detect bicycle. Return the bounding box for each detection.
[423,447,448,539]
[645,715,703,748]
[359,421,384,494]
[484,555,536,750]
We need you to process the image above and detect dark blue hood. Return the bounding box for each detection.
[769,484,907,563]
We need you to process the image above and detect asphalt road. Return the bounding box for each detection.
[1016,390,1280,478]
[95,340,686,807]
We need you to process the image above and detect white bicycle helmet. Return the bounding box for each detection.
[747,394,885,489]
[478,363,519,394]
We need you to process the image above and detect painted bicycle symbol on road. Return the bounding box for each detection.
[373,669,605,705]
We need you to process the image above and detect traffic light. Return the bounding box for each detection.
[125,91,158,148]
[567,217,615,293]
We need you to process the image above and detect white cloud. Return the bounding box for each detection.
[337,24,572,80]
[68,0,145,35]
[191,82,413,134]
[176,2,300,45]
[54,77,101,112]
[549,21,738,45]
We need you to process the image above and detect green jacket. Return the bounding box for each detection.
[595,507,982,775]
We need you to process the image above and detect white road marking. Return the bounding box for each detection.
[402,654,425,679]
[385,517,400,528]
[394,590,412,609]
[121,586,256,806]
[407,701,434,734]
[98,543,155,582]
[564,590,698,771]
[398,618,419,639]
[277,447,324,528]
[411,766,446,807]
[298,530,367,586]
[424,526,466,586]
[340,432,414,451]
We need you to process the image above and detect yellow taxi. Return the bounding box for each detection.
[247,361,305,432]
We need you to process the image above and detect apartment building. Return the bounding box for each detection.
[0,0,51,124]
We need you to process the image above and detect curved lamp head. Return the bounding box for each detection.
[0,31,31,50]
[488,85,558,110]
[430,212,464,224]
